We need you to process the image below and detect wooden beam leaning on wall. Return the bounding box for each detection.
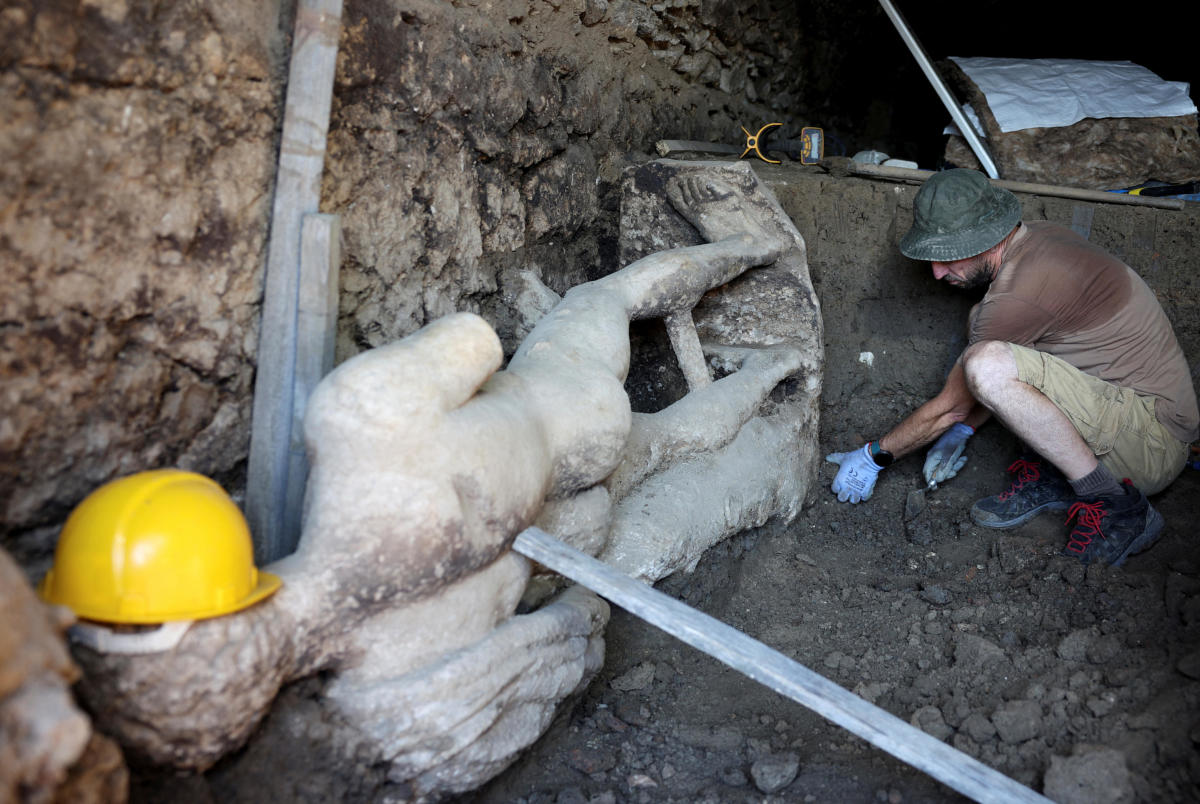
[247,0,344,563]
[841,160,1187,212]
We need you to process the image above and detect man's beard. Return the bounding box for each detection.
[948,259,992,292]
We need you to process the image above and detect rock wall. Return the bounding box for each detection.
[1,0,808,568]
[0,0,289,564]
[323,0,807,359]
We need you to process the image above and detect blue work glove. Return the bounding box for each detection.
[922,422,974,487]
[826,443,883,503]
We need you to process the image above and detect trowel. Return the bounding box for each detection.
[905,478,939,523]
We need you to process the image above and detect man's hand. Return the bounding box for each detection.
[922,422,974,487]
[826,443,883,503]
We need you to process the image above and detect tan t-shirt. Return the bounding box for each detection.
[969,221,1199,444]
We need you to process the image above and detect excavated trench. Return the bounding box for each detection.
[460,167,1200,804]
[8,3,1200,802]
[126,165,1200,803]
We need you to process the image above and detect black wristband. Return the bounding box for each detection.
[869,440,894,467]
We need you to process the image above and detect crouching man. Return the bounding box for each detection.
[827,169,1198,566]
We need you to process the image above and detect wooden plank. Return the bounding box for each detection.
[513,527,1051,804]
[246,0,343,563]
[656,139,741,157]
[847,162,1186,211]
[280,213,341,548]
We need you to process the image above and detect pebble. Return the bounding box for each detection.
[954,634,1006,670]
[919,584,951,605]
[1043,748,1134,804]
[1086,634,1122,664]
[611,662,655,692]
[910,705,952,740]
[555,788,588,804]
[566,746,617,775]
[581,0,609,26]
[1056,628,1097,662]
[960,712,996,742]
[750,753,800,794]
[593,709,628,733]
[991,700,1042,744]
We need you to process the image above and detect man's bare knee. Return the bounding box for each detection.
[962,340,1017,402]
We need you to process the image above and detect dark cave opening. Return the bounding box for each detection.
[803,1,1198,176]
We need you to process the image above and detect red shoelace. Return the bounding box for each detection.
[1064,499,1107,553]
[997,458,1041,501]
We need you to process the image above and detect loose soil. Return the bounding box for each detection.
[467,416,1200,803]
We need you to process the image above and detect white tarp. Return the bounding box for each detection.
[944,104,987,139]
[948,57,1196,133]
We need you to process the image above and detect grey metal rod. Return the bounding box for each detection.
[877,0,1000,179]
[514,527,1051,804]
[246,0,343,563]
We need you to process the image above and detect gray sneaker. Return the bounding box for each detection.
[1063,481,1165,567]
[970,456,1073,529]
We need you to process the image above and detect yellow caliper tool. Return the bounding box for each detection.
[741,122,782,164]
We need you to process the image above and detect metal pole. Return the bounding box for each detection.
[513,527,1051,804]
[876,0,1001,179]
[246,0,343,563]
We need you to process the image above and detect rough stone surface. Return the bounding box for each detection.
[941,59,1200,190]
[0,548,128,803]
[0,0,286,552]
[322,0,807,363]
[749,752,800,794]
[991,699,1043,745]
[1043,746,1135,804]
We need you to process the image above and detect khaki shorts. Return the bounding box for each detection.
[1009,344,1189,495]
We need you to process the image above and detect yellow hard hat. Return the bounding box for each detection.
[39,469,281,624]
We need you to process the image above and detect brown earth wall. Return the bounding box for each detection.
[0,0,808,570]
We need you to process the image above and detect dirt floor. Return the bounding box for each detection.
[466,411,1200,803]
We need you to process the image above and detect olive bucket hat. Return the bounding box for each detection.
[900,169,1021,261]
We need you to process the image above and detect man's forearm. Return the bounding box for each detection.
[876,362,979,458]
[878,403,968,458]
